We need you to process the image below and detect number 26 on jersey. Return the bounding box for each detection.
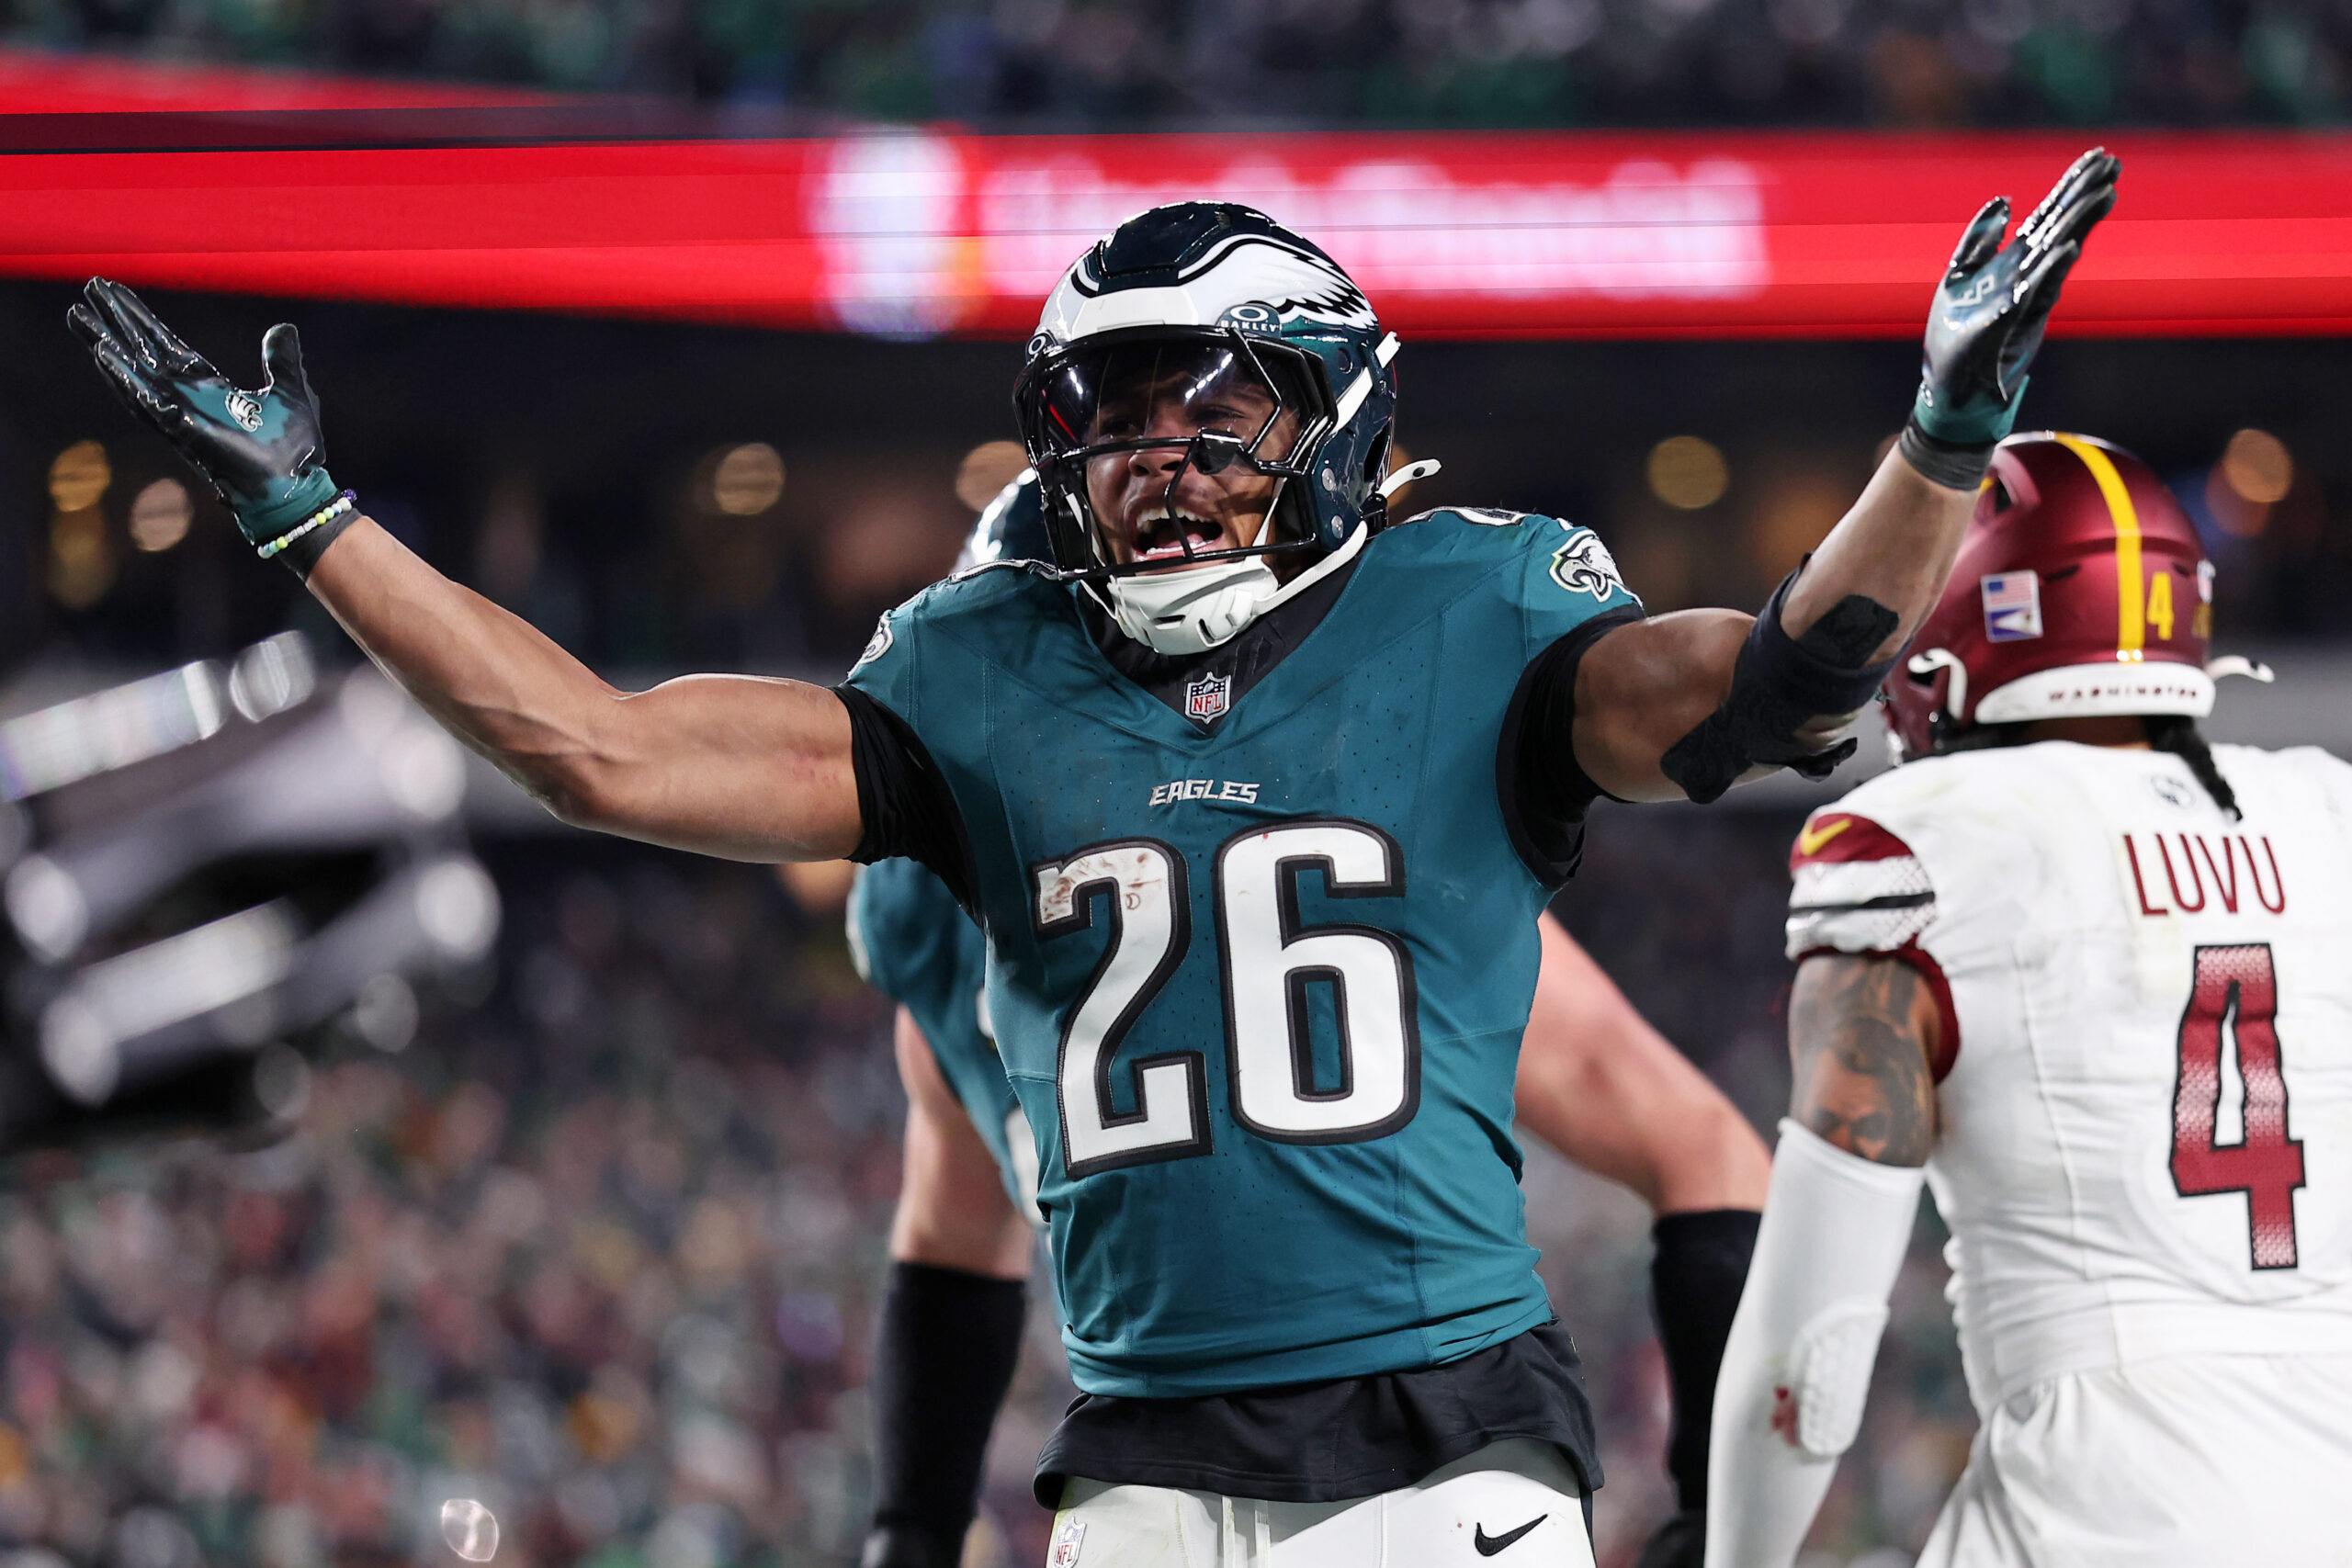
[1033,820,1419,1177]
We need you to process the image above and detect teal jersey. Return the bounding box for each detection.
[844,511,1640,1397]
[847,859,1030,1212]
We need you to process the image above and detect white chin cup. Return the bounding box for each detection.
[1102,528,1370,656]
[1104,557,1284,655]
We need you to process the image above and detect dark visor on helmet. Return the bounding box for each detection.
[1033,338,1309,471]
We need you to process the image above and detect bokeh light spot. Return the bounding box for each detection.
[707,444,786,516]
[2221,428,2292,505]
[955,440,1030,512]
[440,1498,499,1562]
[130,478,194,552]
[48,441,110,512]
[1646,435,1729,510]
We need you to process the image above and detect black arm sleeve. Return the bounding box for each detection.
[1498,604,1645,885]
[862,1261,1028,1568]
[835,684,978,914]
[1651,1207,1762,1512]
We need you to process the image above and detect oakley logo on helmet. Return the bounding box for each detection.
[226,391,264,433]
[1550,528,1631,602]
[1981,571,2043,641]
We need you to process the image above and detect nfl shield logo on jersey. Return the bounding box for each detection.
[1185,670,1232,724]
[1051,1517,1086,1566]
[1980,570,2043,641]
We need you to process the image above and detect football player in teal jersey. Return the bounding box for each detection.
[846,479,1769,1568]
[850,479,1770,1568]
[73,144,2116,1566]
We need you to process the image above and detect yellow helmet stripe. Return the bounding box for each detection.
[2052,433,2143,656]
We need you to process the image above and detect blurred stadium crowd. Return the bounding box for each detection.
[7,0,2351,127]
[0,807,1978,1568]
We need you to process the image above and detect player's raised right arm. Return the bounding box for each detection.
[308,520,862,861]
[1573,149,2120,807]
[70,278,863,864]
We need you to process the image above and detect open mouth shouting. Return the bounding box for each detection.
[1129,506,1231,566]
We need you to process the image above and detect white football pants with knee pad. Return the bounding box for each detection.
[1045,1438,1592,1568]
[1705,1121,1925,1568]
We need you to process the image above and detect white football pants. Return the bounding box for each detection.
[1917,1355,2352,1568]
[1045,1438,1593,1568]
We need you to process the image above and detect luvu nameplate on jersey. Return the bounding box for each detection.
[2122,832,2287,917]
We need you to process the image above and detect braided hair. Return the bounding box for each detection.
[1942,714,2240,820]
[2144,715,2241,821]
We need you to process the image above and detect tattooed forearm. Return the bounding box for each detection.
[1788,954,1940,1167]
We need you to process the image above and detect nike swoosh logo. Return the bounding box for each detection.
[1796,817,1854,858]
[1474,1516,1546,1556]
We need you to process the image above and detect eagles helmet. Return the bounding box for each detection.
[1012,203,1401,654]
[1885,432,2271,761]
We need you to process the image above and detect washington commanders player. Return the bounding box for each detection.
[852,479,1770,1568]
[1708,433,2351,1567]
[73,149,2114,1567]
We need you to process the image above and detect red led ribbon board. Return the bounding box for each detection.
[2,123,2349,338]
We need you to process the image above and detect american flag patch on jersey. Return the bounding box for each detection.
[1980,570,2043,642]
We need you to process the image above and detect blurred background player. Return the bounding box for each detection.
[843,474,1758,1568]
[1707,432,2351,1566]
[69,153,2109,1567]
[0,635,499,1153]
[843,475,1057,1568]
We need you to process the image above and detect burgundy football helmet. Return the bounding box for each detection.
[1884,432,2265,761]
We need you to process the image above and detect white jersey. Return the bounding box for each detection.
[1785,740,2352,1416]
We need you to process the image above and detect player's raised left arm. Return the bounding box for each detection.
[1575,149,2120,805]
[1701,953,1943,1568]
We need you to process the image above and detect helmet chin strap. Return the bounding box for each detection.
[1099,519,1366,657]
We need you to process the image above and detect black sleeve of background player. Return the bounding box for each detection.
[1651,1208,1762,1513]
[835,684,978,914]
[1498,604,1646,884]
[864,1261,1027,1568]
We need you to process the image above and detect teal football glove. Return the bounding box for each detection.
[1903,148,2120,486]
[70,278,353,574]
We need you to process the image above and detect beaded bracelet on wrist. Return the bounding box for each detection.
[257,490,357,562]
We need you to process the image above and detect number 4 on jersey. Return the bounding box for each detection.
[2170,943,2306,1269]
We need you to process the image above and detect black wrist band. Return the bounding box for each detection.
[1897,419,1995,491]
